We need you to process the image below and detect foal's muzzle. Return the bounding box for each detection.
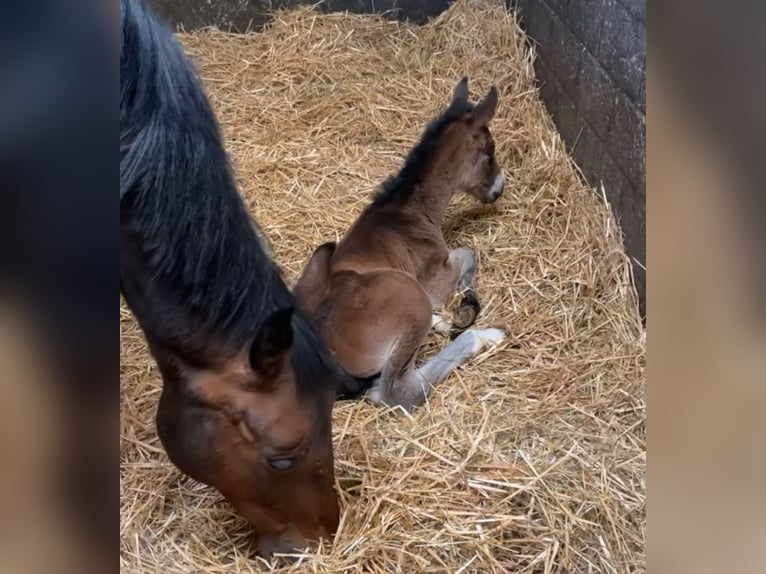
[486,172,505,202]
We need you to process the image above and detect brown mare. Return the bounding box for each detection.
[120,0,366,557]
[294,78,507,410]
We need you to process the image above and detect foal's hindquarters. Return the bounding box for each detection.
[297,242,504,410]
[295,77,507,409]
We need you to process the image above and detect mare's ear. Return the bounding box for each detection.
[471,85,499,126]
[249,307,294,379]
[451,77,469,108]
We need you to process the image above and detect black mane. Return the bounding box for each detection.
[371,99,474,207]
[119,0,341,395]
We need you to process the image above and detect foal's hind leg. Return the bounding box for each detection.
[370,326,506,410]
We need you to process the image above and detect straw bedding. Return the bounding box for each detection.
[120,1,646,572]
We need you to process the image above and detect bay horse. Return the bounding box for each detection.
[294,78,507,410]
[120,0,359,557]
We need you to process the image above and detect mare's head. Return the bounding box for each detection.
[120,0,342,558]
[155,307,341,558]
[439,77,504,203]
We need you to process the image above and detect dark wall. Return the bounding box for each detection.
[511,0,646,316]
[148,0,453,30]
[149,0,646,316]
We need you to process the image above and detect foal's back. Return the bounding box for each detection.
[330,201,448,279]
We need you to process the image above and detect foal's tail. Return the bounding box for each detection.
[336,372,379,401]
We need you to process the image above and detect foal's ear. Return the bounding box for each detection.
[451,77,469,108]
[293,242,336,316]
[471,85,499,126]
[249,307,294,379]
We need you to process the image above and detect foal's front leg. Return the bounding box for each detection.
[429,247,482,336]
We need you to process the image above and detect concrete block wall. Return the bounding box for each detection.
[511,0,646,316]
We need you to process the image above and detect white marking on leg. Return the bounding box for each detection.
[468,328,506,354]
[415,328,504,389]
[431,313,452,335]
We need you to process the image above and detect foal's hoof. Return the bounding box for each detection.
[449,290,481,338]
[469,328,507,354]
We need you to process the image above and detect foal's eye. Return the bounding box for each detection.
[267,456,296,471]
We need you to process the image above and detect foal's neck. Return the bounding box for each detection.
[406,161,462,227]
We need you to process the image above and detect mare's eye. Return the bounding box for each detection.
[267,456,296,471]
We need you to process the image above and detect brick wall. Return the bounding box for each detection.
[511,0,646,316]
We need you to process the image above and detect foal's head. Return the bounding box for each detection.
[439,77,504,203]
[155,307,340,557]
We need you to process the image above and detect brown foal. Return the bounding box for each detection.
[294,78,506,410]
